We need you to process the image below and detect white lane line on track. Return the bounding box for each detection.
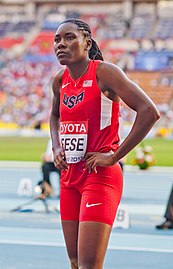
[0,239,173,253]
[1,227,173,254]
[111,232,173,241]
[0,226,172,240]
[0,226,61,233]
[1,162,173,173]
[0,161,40,168]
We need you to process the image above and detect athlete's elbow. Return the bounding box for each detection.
[145,105,160,124]
[50,111,60,121]
[154,109,160,122]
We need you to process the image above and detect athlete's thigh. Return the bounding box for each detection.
[78,221,111,268]
[79,164,123,226]
[62,220,79,260]
[60,187,81,259]
[60,186,81,220]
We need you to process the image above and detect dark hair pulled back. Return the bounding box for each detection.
[59,18,104,61]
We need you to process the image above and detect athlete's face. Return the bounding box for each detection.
[54,23,88,65]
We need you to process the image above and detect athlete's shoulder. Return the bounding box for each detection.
[97,61,120,72]
[53,68,65,84]
[52,68,66,92]
[97,61,126,82]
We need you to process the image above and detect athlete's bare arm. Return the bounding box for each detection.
[85,62,160,172]
[50,69,68,170]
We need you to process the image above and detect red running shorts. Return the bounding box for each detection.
[60,163,123,226]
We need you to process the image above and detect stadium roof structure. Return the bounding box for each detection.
[0,0,161,3]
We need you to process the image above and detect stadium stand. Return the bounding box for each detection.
[127,71,173,105]
[128,3,156,39]
[0,0,173,132]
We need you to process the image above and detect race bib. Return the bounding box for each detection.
[60,121,88,163]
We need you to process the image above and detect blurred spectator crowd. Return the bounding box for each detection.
[0,59,58,128]
[0,1,173,133]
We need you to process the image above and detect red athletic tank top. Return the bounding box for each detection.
[60,60,121,165]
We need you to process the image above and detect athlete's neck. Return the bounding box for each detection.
[68,59,90,81]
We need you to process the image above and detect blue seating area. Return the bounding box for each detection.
[0,21,35,36]
[135,51,173,71]
[129,16,154,39]
[154,18,173,39]
[0,22,11,36]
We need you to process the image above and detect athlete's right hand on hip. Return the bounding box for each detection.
[53,147,68,171]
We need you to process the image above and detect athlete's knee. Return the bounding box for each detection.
[78,266,97,269]
[70,257,78,269]
[79,262,99,269]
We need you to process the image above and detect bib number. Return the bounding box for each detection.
[60,121,88,164]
